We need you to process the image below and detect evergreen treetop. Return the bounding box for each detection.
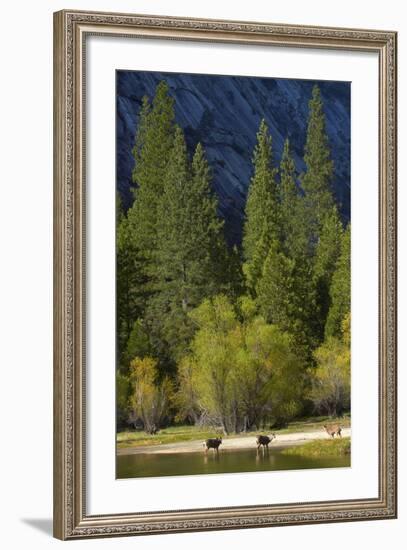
[279,138,300,257]
[301,85,334,228]
[242,119,279,292]
[129,81,176,253]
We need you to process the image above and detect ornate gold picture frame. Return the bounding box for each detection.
[53,9,397,540]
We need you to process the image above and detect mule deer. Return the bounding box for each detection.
[203,437,222,453]
[256,434,276,450]
[323,424,342,438]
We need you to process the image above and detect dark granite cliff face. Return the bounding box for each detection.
[117,71,350,244]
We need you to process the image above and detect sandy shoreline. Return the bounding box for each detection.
[117,428,351,456]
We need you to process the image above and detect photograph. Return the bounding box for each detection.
[115,70,351,479]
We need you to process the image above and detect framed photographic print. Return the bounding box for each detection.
[53,9,397,540]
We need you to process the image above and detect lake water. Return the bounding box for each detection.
[117,447,350,479]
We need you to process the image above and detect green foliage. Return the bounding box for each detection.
[243,119,279,292]
[279,138,301,257]
[237,295,258,322]
[180,295,304,433]
[225,244,245,300]
[325,225,351,338]
[282,437,350,458]
[156,133,225,304]
[309,316,351,417]
[126,319,151,361]
[131,95,151,179]
[116,371,131,428]
[256,240,294,326]
[129,80,175,259]
[313,206,344,341]
[174,355,201,424]
[147,131,228,361]
[116,204,146,366]
[256,241,317,358]
[314,206,343,281]
[187,295,238,433]
[129,356,174,433]
[342,312,351,346]
[117,425,226,449]
[301,85,334,232]
[116,80,351,432]
[257,86,342,355]
[235,318,305,428]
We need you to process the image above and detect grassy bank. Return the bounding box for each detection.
[117,415,351,449]
[281,437,351,458]
[117,426,223,449]
[273,414,351,435]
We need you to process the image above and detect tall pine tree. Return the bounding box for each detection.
[313,205,344,341]
[128,81,175,259]
[300,85,334,244]
[242,119,279,293]
[325,224,351,339]
[298,85,342,348]
[279,138,305,258]
[257,240,318,358]
[148,129,227,361]
[255,136,319,359]
[116,195,147,371]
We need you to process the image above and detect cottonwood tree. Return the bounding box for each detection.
[234,318,304,430]
[181,295,305,433]
[309,313,350,417]
[187,295,239,434]
[129,356,173,433]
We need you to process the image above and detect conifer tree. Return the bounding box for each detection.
[149,130,227,360]
[313,205,344,341]
[131,95,151,176]
[116,198,146,370]
[301,85,334,234]
[128,81,175,258]
[242,119,279,293]
[257,241,317,358]
[325,224,351,339]
[256,240,295,328]
[190,142,226,293]
[280,139,297,237]
[279,138,306,259]
[253,136,319,358]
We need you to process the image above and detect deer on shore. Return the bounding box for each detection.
[256,434,276,450]
[203,437,223,453]
[323,424,342,438]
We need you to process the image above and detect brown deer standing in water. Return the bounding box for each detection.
[203,437,222,453]
[323,424,342,438]
[256,434,276,450]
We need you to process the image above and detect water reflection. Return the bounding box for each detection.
[255,447,275,465]
[203,452,220,466]
[117,447,350,479]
